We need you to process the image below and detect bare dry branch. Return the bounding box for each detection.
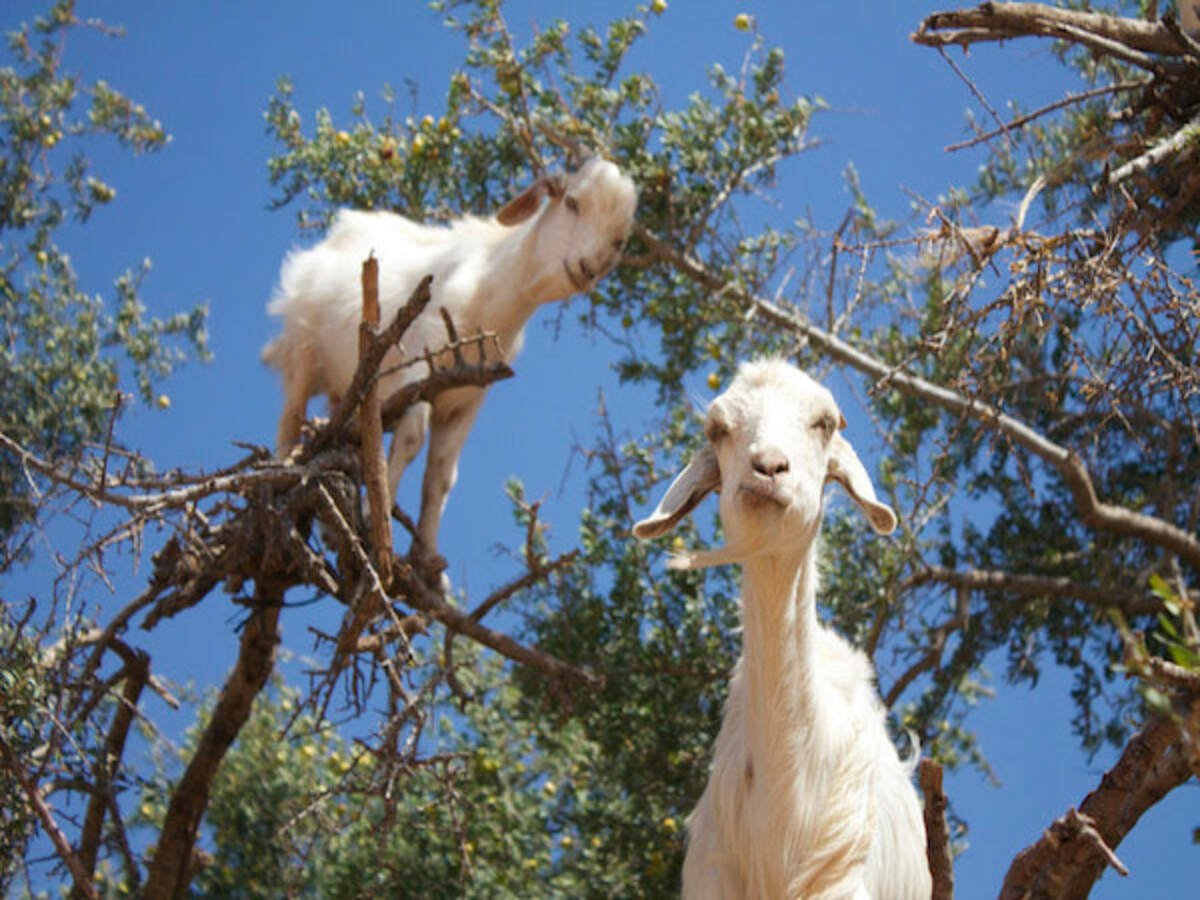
[358,255,394,582]
[944,80,1149,153]
[393,563,601,694]
[378,341,514,432]
[320,274,435,444]
[913,3,1198,60]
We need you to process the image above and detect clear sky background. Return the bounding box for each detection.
[4,1,1196,896]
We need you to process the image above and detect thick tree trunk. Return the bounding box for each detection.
[142,582,284,899]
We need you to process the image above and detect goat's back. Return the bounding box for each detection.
[267,209,510,394]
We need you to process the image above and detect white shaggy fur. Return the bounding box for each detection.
[634,359,930,899]
[263,157,637,564]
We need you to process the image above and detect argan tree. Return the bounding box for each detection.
[1,2,1196,898]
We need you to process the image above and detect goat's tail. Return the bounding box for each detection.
[260,335,284,370]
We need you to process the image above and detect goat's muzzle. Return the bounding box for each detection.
[737,479,788,510]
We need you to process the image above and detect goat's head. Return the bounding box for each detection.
[633,359,896,568]
[495,156,637,295]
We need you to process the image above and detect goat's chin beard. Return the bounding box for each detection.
[666,513,819,571]
[666,541,760,571]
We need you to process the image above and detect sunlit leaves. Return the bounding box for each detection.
[0,2,208,557]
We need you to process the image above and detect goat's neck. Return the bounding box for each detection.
[738,538,823,772]
[466,224,562,355]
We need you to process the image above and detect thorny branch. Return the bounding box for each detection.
[914,2,1200,234]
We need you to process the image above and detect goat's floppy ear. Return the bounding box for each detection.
[826,433,897,535]
[496,174,566,225]
[633,445,721,540]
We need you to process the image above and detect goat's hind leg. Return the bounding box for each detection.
[386,401,431,502]
[381,401,431,546]
[273,340,318,458]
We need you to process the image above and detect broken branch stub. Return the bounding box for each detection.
[358,254,393,582]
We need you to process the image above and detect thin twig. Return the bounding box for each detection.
[937,46,1013,151]
[946,80,1148,153]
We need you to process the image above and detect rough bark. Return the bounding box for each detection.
[999,707,1197,899]
[141,584,284,899]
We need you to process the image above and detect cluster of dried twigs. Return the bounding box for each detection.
[914,1,1200,237]
[0,266,597,897]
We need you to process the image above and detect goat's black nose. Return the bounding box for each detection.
[751,448,789,477]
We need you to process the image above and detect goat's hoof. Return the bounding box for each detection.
[411,550,450,591]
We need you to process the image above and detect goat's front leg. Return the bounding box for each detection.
[412,395,482,578]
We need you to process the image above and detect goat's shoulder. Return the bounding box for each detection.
[813,625,879,712]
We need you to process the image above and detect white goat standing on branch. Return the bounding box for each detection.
[634,359,930,899]
[263,155,637,569]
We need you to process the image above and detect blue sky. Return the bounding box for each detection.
[4,1,1196,895]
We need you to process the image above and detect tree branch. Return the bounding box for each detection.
[0,734,99,900]
[76,647,149,886]
[913,3,1197,61]
[945,80,1148,153]
[999,706,1197,899]
[393,564,602,694]
[919,759,955,900]
[1108,113,1200,186]
[377,339,514,432]
[143,584,284,898]
[357,255,393,583]
[321,273,434,442]
[906,565,1166,618]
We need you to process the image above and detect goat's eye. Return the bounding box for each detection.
[564,195,580,214]
[706,420,729,443]
[611,238,625,252]
[814,414,837,439]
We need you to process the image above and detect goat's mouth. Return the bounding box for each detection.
[737,482,788,510]
[562,260,593,292]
